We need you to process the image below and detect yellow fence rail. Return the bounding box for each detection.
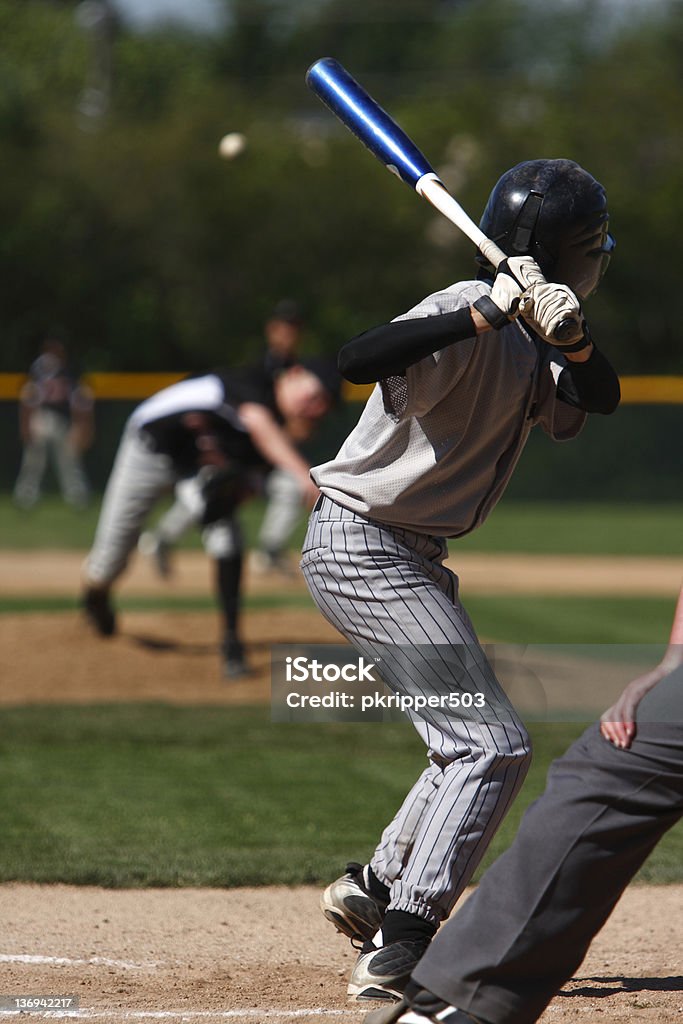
[0,373,682,404]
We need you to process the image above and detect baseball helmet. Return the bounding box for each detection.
[479,158,615,298]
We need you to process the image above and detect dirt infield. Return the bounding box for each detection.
[2,548,681,596]
[0,607,661,718]
[2,550,682,1022]
[0,608,339,706]
[1,546,679,709]
[2,882,682,1023]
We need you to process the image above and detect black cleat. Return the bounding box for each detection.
[82,587,116,637]
[222,638,251,679]
[348,938,432,1002]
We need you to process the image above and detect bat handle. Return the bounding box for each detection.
[553,317,583,343]
[478,238,507,270]
[417,178,583,342]
[417,176,508,268]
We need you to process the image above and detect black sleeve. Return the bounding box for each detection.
[556,345,621,415]
[338,307,477,384]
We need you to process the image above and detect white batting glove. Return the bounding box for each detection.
[175,475,208,519]
[518,282,585,347]
[501,256,547,289]
[474,256,546,329]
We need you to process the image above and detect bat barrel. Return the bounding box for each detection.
[306,57,511,275]
[306,58,436,190]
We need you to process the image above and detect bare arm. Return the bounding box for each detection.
[601,585,683,748]
[238,402,318,505]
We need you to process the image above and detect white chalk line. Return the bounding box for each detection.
[0,1010,354,1020]
[0,953,162,971]
[0,952,364,1019]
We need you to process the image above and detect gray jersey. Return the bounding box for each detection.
[312,279,585,537]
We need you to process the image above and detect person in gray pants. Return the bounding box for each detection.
[13,335,94,509]
[364,586,683,1024]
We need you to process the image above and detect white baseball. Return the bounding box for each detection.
[218,132,247,160]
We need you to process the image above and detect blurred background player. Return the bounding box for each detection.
[13,333,94,510]
[81,360,336,677]
[138,301,323,578]
[256,299,313,573]
[262,298,304,376]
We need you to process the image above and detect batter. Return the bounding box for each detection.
[301,159,620,1001]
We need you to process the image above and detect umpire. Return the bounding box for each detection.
[364,587,683,1024]
[81,361,336,676]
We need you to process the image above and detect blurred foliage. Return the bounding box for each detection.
[0,0,682,372]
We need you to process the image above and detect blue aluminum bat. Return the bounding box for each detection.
[306,58,580,342]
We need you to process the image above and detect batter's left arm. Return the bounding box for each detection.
[554,341,621,415]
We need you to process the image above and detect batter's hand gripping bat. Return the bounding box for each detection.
[305,57,579,343]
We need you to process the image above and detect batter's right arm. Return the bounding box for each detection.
[338,259,540,384]
[339,306,493,384]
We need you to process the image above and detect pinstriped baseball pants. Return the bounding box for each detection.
[301,495,532,927]
[85,425,176,585]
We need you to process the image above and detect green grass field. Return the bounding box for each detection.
[1,496,680,888]
[1,495,682,556]
[0,592,675,645]
[0,705,679,888]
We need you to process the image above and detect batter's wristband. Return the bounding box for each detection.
[556,322,592,353]
[556,335,590,353]
[473,296,509,330]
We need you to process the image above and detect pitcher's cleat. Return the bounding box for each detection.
[82,587,116,637]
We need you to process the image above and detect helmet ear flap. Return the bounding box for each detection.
[509,191,544,254]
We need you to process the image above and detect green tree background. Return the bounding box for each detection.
[1,0,681,374]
